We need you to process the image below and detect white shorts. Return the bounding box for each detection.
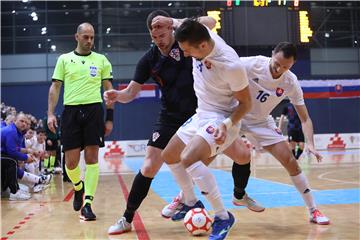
[176,112,241,157]
[241,116,286,149]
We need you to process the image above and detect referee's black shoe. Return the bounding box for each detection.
[80,203,96,221]
[73,181,84,211]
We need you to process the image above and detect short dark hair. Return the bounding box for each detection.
[273,42,297,61]
[175,18,211,46]
[146,10,170,30]
[36,128,46,134]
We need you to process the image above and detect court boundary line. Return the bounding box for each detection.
[1,203,45,240]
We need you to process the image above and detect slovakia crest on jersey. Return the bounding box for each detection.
[169,48,180,61]
[204,60,212,69]
[90,66,97,77]
[276,87,284,97]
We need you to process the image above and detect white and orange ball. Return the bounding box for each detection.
[183,208,212,236]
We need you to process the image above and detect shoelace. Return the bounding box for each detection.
[168,196,181,210]
[246,196,257,205]
[212,217,228,232]
[116,218,130,229]
[312,209,323,218]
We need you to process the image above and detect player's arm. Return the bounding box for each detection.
[151,16,216,31]
[103,80,142,105]
[102,79,115,136]
[278,114,286,130]
[294,104,323,162]
[214,86,252,145]
[47,80,62,133]
[172,16,216,30]
[278,105,288,129]
[229,87,252,126]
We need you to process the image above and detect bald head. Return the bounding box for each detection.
[75,22,95,54]
[77,22,94,34]
[14,113,29,132]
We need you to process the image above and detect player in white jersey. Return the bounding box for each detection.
[25,129,47,175]
[160,19,252,240]
[231,42,330,225]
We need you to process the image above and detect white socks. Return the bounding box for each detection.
[21,172,41,185]
[186,161,228,220]
[291,172,316,212]
[167,162,197,206]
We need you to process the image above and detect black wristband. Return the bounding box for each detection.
[106,109,114,122]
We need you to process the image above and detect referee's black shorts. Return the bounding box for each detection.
[45,138,58,151]
[288,129,305,143]
[61,103,105,151]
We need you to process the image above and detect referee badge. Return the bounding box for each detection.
[90,66,97,77]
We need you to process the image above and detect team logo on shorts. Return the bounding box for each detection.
[152,132,160,142]
[90,66,97,77]
[204,60,212,69]
[206,125,215,134]
[276,87,284,97]
[169,48,180,61]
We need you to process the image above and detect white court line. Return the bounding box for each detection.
[318,171,360,185]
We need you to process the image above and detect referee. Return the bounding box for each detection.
[47,22,114,221]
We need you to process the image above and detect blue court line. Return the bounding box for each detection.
[123,157,360,210]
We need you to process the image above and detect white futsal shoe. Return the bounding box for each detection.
[9,190,31,201]
[161,192,184,218]
[310,209,330,225]
[232,193,265,212]
[108,217,132,235]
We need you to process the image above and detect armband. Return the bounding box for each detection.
[106,109,114,122]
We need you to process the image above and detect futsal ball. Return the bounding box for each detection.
[183,208,213,236]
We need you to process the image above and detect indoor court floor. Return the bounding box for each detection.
[1,149,359,240]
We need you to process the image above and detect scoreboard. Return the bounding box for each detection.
[208,1,312,46]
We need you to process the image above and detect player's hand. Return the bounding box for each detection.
[47,139,53,146]
[103,90,119,105]
[306,145,323,162]
[33,150,41,158]
[151,16,173,31]
[104,121,113,137]
[151,16,173,39]
[47,114,58,134]
[26,154,35,163]
[214,123,227,145]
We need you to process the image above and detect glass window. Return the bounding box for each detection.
[1,13,14,26]
[15,39,47,54]
[1,26,13,39]
[47,10,98,25]
[102,35,151,51]
[1,40,14,54]
[15,11,46,25]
